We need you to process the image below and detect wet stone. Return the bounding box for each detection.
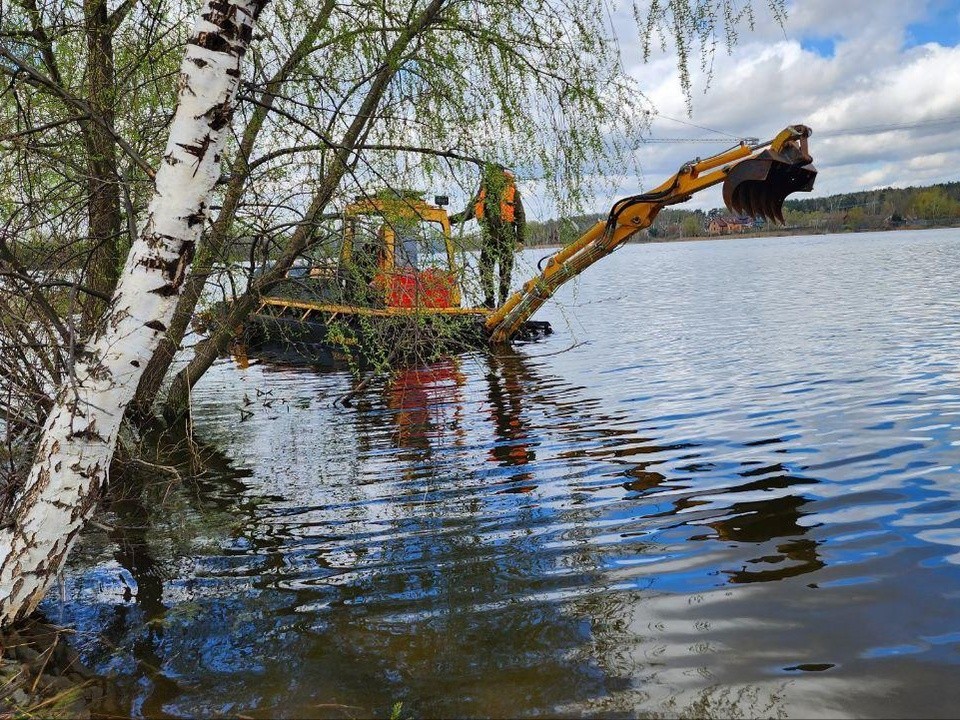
[16,646,40,663]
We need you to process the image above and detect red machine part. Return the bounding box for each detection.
[382,269,458,308]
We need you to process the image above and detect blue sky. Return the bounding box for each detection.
[526,0,960,217]
[905,0,960,47]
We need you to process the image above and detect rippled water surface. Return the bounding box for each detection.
[53,229,960,717]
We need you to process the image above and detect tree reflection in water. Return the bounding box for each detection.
[49,349,828,718]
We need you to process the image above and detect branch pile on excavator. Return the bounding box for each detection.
[484,124,817,342]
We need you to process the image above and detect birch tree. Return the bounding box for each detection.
[0,0,267,627]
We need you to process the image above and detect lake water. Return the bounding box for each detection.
[50,228,960,718]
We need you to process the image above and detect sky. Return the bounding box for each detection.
[546,0,960,217]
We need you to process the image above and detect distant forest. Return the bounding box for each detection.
[525,181,960,246]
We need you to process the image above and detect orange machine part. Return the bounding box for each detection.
[382,269,458,308]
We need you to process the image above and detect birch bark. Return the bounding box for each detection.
[0,0,267,626]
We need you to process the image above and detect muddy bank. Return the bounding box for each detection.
[1,618,118,718]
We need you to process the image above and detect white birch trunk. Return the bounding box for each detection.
[0,0,267,626]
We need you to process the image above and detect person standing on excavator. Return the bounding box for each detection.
[452,163,526,308]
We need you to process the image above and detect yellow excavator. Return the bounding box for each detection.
[243,125,815,363]
[484,124,816,342]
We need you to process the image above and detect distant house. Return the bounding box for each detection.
[707,215,756,235]
[884,212,906,228]
[707,218,730,234]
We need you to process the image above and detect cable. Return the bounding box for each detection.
[641,137,760,144]
[651,112,743,139]
[605,177,682,234]
[818,115,960,138]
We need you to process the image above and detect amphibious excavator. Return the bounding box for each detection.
[240,125,816,364]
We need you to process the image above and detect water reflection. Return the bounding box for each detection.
[483,353,536,482]
[105,484,175,710]
[62,350,833,717]
[701,469,824,584]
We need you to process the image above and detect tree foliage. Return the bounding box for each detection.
[911,187,960,219]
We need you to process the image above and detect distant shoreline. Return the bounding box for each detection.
[522,221,960,251]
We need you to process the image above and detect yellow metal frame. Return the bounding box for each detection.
[258,297,490,318]
[341,196,461,307]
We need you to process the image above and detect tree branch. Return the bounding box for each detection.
[0,44,156,180]
[108,0,139,33]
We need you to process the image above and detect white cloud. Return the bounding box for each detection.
[552,0,960,217]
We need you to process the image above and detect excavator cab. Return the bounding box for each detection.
[722,125,817,223]
[341,192,462,308]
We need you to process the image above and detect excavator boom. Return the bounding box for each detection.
[485,125,817,342]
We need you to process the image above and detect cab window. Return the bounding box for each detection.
[392,219,447,271]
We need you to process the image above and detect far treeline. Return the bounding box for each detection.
[525,181,960,245]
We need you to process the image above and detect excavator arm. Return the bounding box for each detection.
[485,125,817,343]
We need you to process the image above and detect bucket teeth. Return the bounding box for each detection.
[766,190,785,224]
[729,180,783,223]
[750,184,767,221]
[722,151,817,224]
[773,194,786,224]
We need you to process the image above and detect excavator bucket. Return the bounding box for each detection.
[722,130,817,223]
